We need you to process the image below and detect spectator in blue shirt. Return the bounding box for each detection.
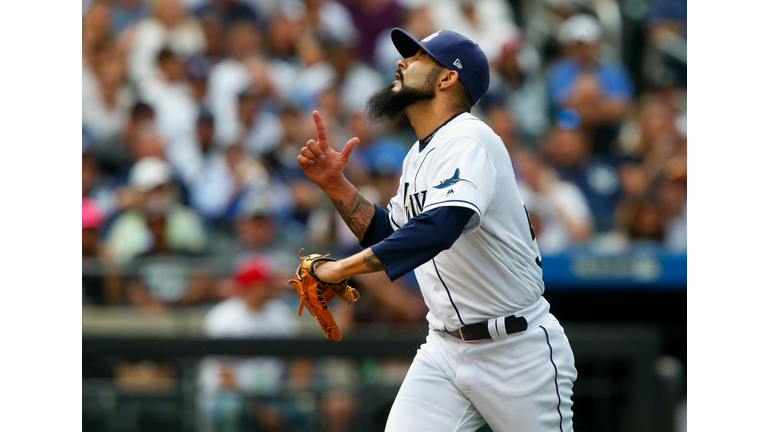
[110,0,148,35]
[544,110,622,233]
[194,0,261,31]
[548,14,634,155]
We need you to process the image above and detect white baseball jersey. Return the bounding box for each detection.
[387,112,544,331]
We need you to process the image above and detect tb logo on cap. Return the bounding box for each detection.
[422,31,441,42]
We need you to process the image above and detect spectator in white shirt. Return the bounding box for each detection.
[208,21,272,145]
[235,87,283,155]
[83,39,136,148]
[198,254,300,431]
[128,0,205,85]
[140,48,200,143]
[515,149,594,254]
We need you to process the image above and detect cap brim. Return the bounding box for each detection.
[391,28,448,69]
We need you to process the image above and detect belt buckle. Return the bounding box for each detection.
[458,328,478,343]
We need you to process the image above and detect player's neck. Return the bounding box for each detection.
[405,101,464,141]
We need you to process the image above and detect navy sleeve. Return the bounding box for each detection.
[370,206,475,281]
[360,203,395,248]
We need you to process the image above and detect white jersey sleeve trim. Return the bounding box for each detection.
[389,210,401,229]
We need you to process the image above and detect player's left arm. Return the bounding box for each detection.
[312,206,475,283]
[312,247,385,283]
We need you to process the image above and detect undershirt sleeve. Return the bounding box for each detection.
[370,206,475,281]
[359,203,394,248]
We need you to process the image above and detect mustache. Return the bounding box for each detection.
[396,69,403,81]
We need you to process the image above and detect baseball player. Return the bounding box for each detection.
[296,28,577,431]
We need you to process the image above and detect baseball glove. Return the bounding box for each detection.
[288,249,360,341]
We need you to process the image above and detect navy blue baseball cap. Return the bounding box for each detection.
[391,28,490,106]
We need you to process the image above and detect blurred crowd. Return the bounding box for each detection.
[82,0,687,308]
[82,0,686,429]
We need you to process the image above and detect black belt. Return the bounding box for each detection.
[446,315,528,342]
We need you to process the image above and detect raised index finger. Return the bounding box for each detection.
[312,111,328,146]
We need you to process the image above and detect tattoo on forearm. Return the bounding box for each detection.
[330,191,375,240]
[363,250,384,273]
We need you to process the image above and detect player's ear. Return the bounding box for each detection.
[438,70,460,90]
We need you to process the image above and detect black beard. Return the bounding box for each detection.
[365,81,436,124]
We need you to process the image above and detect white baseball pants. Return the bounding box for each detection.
[385,314,577,431]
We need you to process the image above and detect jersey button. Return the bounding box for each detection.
[433,286,440,292]
[449,319,457,326]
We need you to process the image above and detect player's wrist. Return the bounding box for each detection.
[314,261,345,284]
[322,176,354,198]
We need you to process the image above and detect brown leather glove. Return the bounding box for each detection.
[288,249,359,341]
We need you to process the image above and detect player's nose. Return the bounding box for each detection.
[396,57,407,71]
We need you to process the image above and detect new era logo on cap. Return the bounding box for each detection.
[391,28,490,106]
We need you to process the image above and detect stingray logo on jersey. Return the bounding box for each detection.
[403,182,427,219]
[431,168,476,189]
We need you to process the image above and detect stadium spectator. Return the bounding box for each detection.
[426,0,518,64]
[102,158,211,311]
[110,0,149,35]
[106,157,207,265]
[617,159,649,201]
[213,190,301,272]
[83,37,135,150]
[123,101,157,146]
[321,33,385,113]
[484,104,521,156]
[645,0,687,87]
[515,149,594,253]
[263,105,326,224]
[485,32,550,145]
[548,14,634,155]
[618,94,678,159]
[128,121,167,161]
[235,87,284,155]
[544,110,621,233]
[656,178,687,251]
[300,0,357,44]
[186,54,213,104]
[98,101,158,174]
[341,0,403,64]
[207,22,274,146]
[262,8,302,60]
[343,111,389,183]
[196,10,228,64]
[356,137,408,208]
[167,110,217,186]
[83,134,124,220]
[372,3,434,81]
[82,199,121,305]
[82,1,113,60]
[617,196,665,243]
[188,138,284,222]
[198,255,303,431]
[128,0,205,85]
[139,47,200,142]
[615,94,685,207]
[193,0,262,30]
[267,15,328,109]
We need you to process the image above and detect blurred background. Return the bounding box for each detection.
[81,0,686,430]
